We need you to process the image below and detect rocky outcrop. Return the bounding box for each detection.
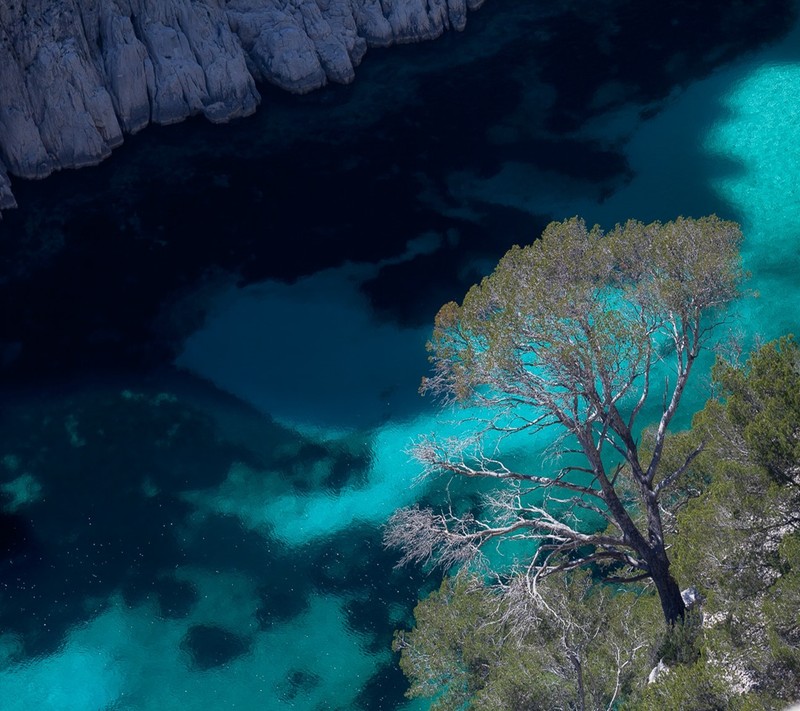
[0,160,16,210]
[0,0,485,212]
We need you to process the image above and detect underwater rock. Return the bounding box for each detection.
[181,624,250,670]
[278,669,322,701]
[0,0,485,211]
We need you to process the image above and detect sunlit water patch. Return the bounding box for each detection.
[0,584,385,710]
[180,408,560,550]
[705,59,800,342]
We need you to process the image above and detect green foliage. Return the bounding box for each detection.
[640,425,709,510]
[396,571,659,711]
[427,215,743,412]
[390,215,746,637]
[712,335,800,483]
[666,337,800,706]
[393,576,494,711]
[630,656,739,711]
[673,338,800,607]
[760,532,800,697]
[392,217,800,710]
[657,610,703,667]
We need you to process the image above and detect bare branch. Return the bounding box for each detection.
[410,435,607,501]
[655,440,706,496]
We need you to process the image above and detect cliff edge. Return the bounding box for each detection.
[0,0,484,212]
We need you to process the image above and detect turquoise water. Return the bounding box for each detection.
[172,18,800,707]
[706,62,800,343]
[1,3,800,709]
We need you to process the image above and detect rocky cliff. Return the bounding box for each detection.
[0,0,484,212]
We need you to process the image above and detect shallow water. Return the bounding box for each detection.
[1,1,799,708]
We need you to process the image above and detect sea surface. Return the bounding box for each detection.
[1,1,799,708]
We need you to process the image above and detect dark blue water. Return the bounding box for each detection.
[0,1,798,708]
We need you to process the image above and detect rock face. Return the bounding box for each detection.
[0,0,484,211]
[0,160,16,210]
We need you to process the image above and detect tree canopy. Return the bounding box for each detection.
[385,215,743,627]
[392,334,800,710]
[395,571,658,711]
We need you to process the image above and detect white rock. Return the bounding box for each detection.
[648,659,669,684]
[100,8,153,133]
[447,0,468,31]
[318,0,367,64]
[0,0,483,212]
[0,160,17,211]
[0,32,53,179]
[171,0,260,121]
[350,0,394,46]
[228,4,327,93]
[26,38,123,168]
[681,586,704,609]
[293,0,355,85]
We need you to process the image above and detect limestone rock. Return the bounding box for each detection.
[26,38,124,168]
[681,586,704,609]
[228,2,329,94]
[99,7,155,133]
[647,658,669,684]
[0,27,54,179]
[0,0,123,174]
[382,0,447,42]
[134,0,259,125]
[0,160,17,212]
[351,0,395,46]
[0,0,484,212]
[446,0,469,32]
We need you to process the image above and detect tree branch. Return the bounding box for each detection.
[654,440,705,496]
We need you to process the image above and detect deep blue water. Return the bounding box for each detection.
[1,1,799,708]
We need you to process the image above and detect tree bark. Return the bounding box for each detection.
[569,650,586,711]
[648,550,686,626]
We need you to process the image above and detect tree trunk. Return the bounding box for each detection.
[569,650,586,711]
[649,552,685,626]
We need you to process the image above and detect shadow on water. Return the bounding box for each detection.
[0,386,228,655]
[0,0,794,384]
[0,381,398,656]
